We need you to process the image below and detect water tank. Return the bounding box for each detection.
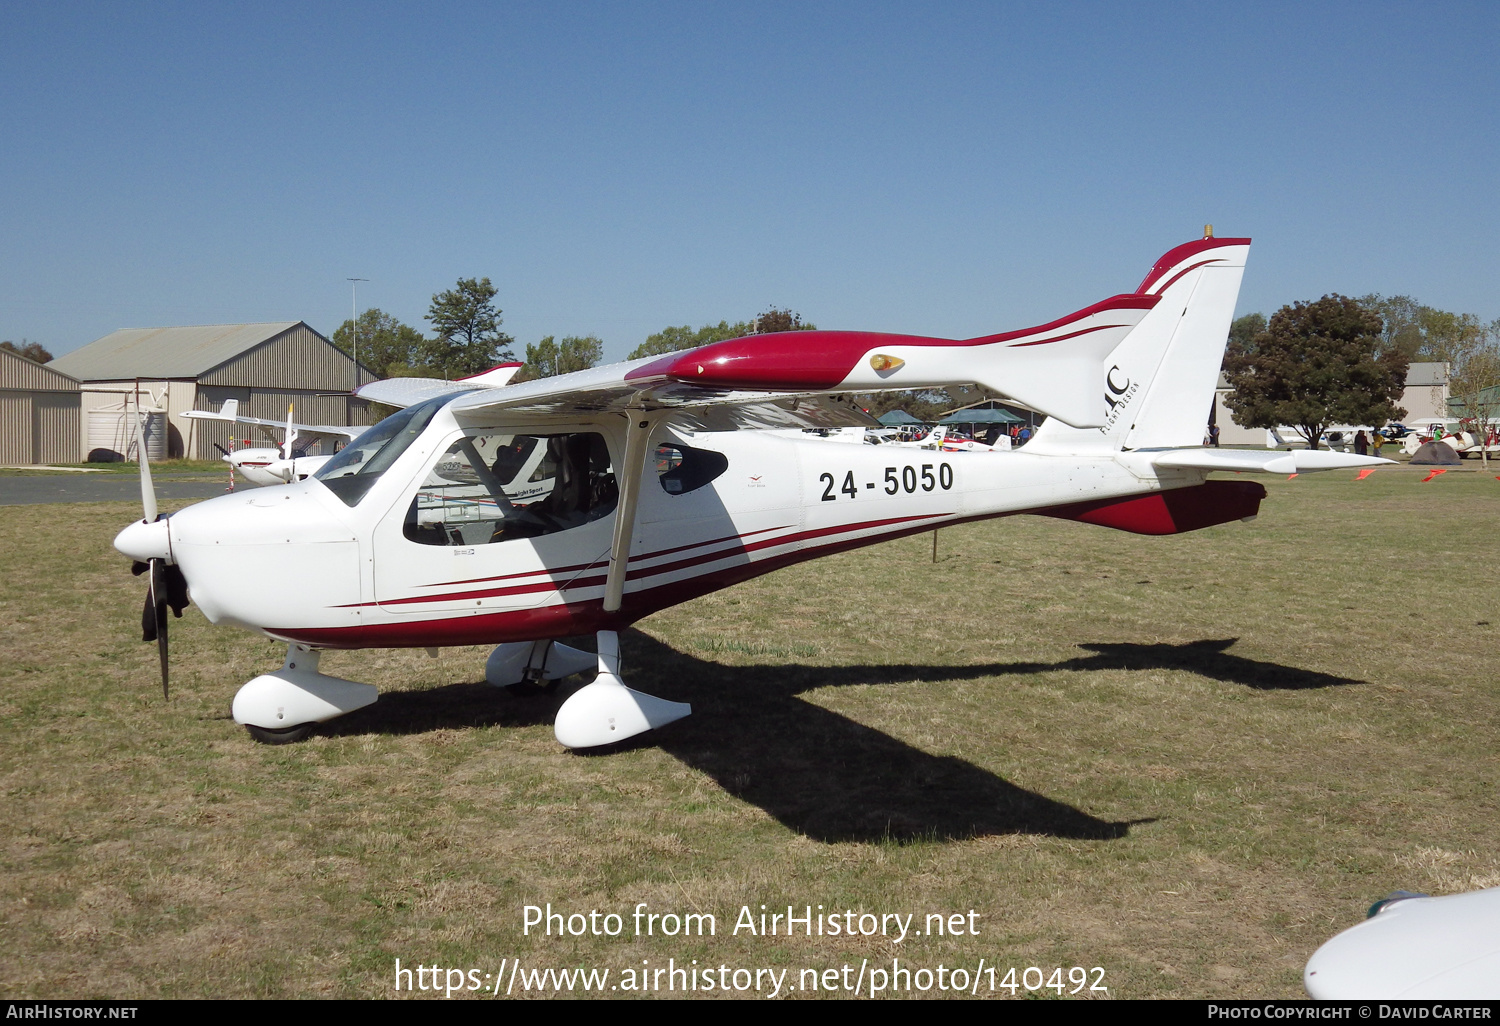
[88,408,166,462]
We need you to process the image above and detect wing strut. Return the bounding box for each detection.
[603,410,658,613]
[551,409,691,748]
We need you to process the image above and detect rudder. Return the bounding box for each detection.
[1028,234,1250,453]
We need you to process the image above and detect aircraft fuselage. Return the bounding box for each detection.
[165,404,1209,650]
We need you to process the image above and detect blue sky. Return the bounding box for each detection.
[4,2,1496,363]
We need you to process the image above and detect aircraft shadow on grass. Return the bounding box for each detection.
[1059,638,1365,691]
[326,633,1358,844]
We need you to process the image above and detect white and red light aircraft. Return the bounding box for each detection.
[115,234,1389,748]
[184,399,356,486]
[885,425,1006,452]
[184,364,527,486]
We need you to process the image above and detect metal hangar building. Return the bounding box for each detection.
[49,322,375,460]
[0,347,82,467]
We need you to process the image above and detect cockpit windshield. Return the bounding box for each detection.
[314,390,476,506]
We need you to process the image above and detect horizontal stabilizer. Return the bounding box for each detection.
[1150,448,1395,474]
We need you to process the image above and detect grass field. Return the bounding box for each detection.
[1,468,1496,999]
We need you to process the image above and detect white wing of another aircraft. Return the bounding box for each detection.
[183,399,362,443]
[184,400,358,486]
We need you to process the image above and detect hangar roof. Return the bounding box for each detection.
[1406,362,1449,388]
[1,345,80,392]
[50,322,304,381]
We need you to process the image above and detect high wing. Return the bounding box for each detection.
[443,293,1162,430]
[184,400,362,442]
[450,358,882,432]
[355,357,880,431]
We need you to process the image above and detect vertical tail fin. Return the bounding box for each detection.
[1028,235,1250,454]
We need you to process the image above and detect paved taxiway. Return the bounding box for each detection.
[0,474,249,506]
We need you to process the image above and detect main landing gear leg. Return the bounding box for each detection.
[484,639,597,693]
[552,630,690,749]
[232,644,378,744]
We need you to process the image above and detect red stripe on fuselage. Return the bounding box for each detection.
[425,524,792,590]
[267,511,953,648]
[1005,322,1133,348]
[373,513,943,607]
[276,480,1257,649]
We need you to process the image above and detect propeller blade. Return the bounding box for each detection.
[136,562,156,640]
[281,402,296,460]
[135,560,186,701]
[151,559,169,701]
[134,393,157,523]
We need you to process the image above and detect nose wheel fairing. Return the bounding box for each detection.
[231,645,377,733]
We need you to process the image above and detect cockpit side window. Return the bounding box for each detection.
[656,442,728,495]
[404,431,618,546]
[315,391,476,507]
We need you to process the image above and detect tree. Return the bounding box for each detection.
[522,335,604,379]
[1223,294,1407,449]
[1359,294,1485,362]
[752,307,816,333]
[424,277,516,378]
[1447,319,1500,471]
[1360,294,1426,359]
[1228,313,1265,351]
[1,340,53,363]
[1418,308,1486,363]
[330,309,429,379]
[625,309,816,360]
[628,320,751,360]
[854,388,958,423]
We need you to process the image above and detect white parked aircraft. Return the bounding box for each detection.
[185,364,527,485]
[1397,418,1500,458]
[115,234,1389,748]
[871,425,1010,451]
[184,399,357,486]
